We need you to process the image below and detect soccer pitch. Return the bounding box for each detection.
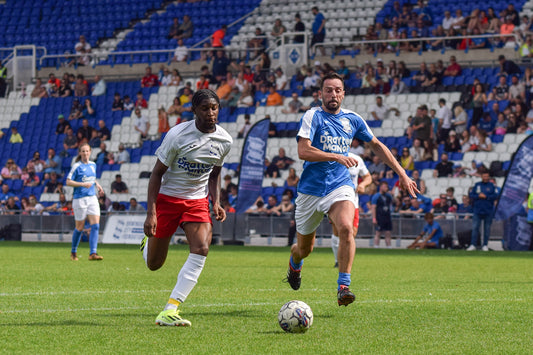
[1,242,531,354]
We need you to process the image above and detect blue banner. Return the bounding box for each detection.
[235,118,270,214]
[494,134,533,250]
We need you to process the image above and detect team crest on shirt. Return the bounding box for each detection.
[340,117,352,134]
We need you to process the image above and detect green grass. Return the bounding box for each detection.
[0,242,532,354]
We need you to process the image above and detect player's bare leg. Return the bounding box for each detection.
[145,235,172,271]
[285,231,315,290]
[328,200,356,306]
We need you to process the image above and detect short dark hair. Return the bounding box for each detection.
[319,72,344,90]
[192,89,220,110]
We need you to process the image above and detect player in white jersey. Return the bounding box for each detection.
[330,152,371,267]
[140,89,232,326]
[66,143,104,261]
[285,72,418,306]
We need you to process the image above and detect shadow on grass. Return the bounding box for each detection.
[186,309,257,318]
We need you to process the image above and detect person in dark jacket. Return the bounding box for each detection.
[466,172,498,251]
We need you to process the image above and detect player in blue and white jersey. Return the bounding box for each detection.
[284,72,418,306]
[66,143,104,261]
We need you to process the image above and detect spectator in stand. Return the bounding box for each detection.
[141,67,159,88]
[91,75,106,96]
[421,63,442,88]
[311,6,326,56]
[111,174,129,194]
[471,83,488,127]
[237,114,252,139]
[282,92,304,114]
[371,181,394,248]
[494,112,508,135]
[95,142,112,166]
[31,78,48,98]
[273,194,295,215]
[211,25,227,48]
[390,75,409,94]
[167,17,181,39]
[409,138,424,162]
[177,15,193,40]
[158,107,170,135]
[73,35,91,66]
[90,119,110,148]
[169,69,183,87]
[499,15,515,44]
[57,79,72,97]
[116,143,130,164]
[43,148,62,178]
[74,74,89,97]
[411,169,426,194]
[63,127,78,152]
[436,98,453,143]
[158,67,172,86]
[82,98,96,119]
[172,39,188,62]
[3,196,20,214]
[293,13,306,44]
[47,73,60,88]
[196,74,209,91]
[20,167,39,187]
[407,212,443,249]
[466,172,497,251]
[508,74,525,105]
[400,147,414,171]
[134,108,150,140]
[274,68,287,91]
[271,18,287,46]
[236,87,254,108]
[451,9,465,30]
[123,95,134,111]
[43,171,60,193]
[369,96,399,121]
[476,129,492,152]
[302,68,320,97]
[76,119,94,145]
[433,152,454,177]
[452,105,468,135]
[478,113,495,135]
[266,85,283,106]
[336,59,350,80]
[412,62,429,86]
[268,148,294,176]
[1,160,21,181]
[128,197,146,213]
[374,76,391,95]
[422,139,436,161]
[254,84,269,106]
[443,56,461,77]
[55,114,71,135]
[301,91,322,111]
[212,50,229,82]
[412,105,432,143]
[285,167,299,188]
[444,130,461,152]
[368,155,386,179]
[111,92,124,111]
[216,78,232,107]
[246,27,266,59]
[498,55,521,77]
[135,91,148,109]
[26,151,46,174]
[442,10,454,30]
[9,127,23,144]
[520,35,533,58]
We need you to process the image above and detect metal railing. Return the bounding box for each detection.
[0,212,503,245]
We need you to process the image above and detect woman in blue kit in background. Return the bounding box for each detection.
[66,143,105,261]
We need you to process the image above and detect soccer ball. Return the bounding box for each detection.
[278,300,313,333]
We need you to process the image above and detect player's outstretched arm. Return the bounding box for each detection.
[367,137,419,198]
[144,159,168,237]
[209,166,226,222]
[297,138,358,168]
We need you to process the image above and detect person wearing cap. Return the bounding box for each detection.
[56,114,71,135]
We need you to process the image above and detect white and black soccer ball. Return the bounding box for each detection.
[278,300,313,333]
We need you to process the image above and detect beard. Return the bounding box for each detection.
[324,99,340,112]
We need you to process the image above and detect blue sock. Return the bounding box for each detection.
[71,229,82,253]
[89,224,100,255]
[337,272,351,290]
[289,255,303,271]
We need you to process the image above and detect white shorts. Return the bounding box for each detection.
[295,185,356,235]
[72,195,100,221]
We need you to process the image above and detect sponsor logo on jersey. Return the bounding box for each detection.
[176,157,213,177]
[319,134,351,153]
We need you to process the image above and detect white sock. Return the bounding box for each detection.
[170,253,206,303]
[331,234,339,263]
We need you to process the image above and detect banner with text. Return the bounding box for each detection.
[494,134,533,251]
[102,215,146,244]
[235,118,270,214]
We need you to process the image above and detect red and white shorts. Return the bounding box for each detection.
[155,194,212,239]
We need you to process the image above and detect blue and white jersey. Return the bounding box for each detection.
[67,161,97,199]
[297,107,374,197]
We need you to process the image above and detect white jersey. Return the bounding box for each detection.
[156,120,232,199]
[347,152,369,208]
